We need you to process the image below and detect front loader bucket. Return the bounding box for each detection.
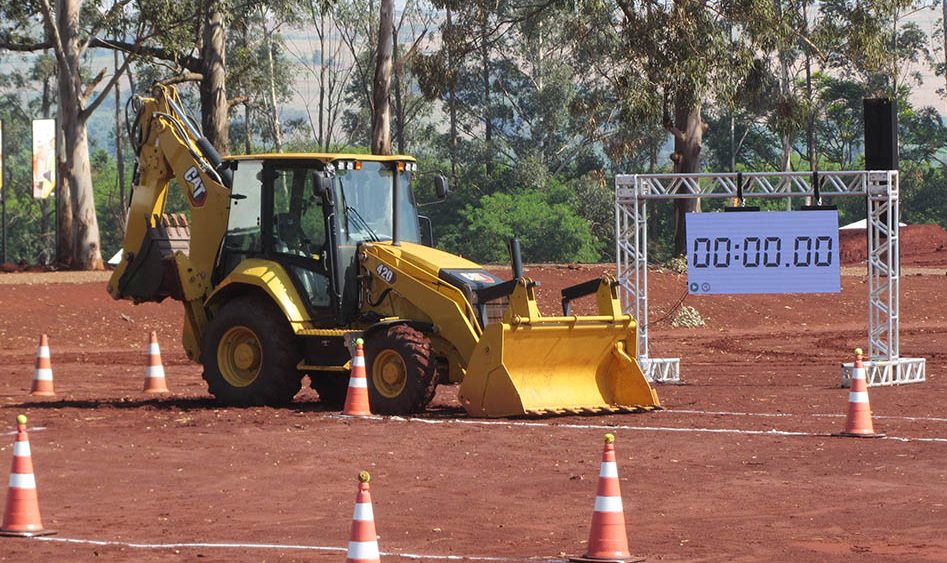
[458,317,661,418]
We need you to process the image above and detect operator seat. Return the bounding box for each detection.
[273,213,330,308]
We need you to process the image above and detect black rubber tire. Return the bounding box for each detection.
[309,373,349,408]
[364,325,438,415]
[201,295,302,406]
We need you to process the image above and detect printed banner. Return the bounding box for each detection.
[32,119,56,199]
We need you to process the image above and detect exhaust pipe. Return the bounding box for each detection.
[508,238,524,279]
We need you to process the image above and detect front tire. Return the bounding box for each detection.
[201,295,302,406]
[364,325,438,415]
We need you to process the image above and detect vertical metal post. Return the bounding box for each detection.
[635,177,650,362]
[392,164,401,246]
[866,170,899,364]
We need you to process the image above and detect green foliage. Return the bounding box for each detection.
[444,186,599,264]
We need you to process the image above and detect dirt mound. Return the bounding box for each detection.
[839,223,947,265]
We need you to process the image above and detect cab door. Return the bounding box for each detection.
[263,161,337,326]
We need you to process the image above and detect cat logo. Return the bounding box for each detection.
[184,166,207,206]
[375,263,396,284]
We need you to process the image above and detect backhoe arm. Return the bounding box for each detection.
[107,84,233,359]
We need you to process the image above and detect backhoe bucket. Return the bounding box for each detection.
[458,317,660,418]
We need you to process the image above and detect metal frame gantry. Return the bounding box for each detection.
[615,170,926,387]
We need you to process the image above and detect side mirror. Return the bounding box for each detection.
[313,171,335,206]
[434,175,449,200]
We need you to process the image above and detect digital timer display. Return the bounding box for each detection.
[685,210,841,295]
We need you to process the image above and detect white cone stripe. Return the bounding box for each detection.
[849,391,869,403]
[352,501,374,521]
[352,356,365,368]
[599,461,618,478]
[347,540,380,560]
[593,495,623,513]
[852,367,866,380]
[9,472,36,489]
[349,377,368,388]
[149,343,161,355]
[146,366,166,378]
[36,347,50,358]
[33,368,53,381]
[13,441,31,457]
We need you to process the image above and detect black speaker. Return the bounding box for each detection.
[863,98,898,170]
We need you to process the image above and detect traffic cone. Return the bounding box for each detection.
[342,338,372,416]
[0,415,55,537]
[571,434,643,563]
[835,348,884,438]
[29,335,54,397]
[346,471,380,563]
[143,332,169,393]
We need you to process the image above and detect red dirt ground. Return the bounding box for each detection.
[839,223,947,266]
[0,260,945,562]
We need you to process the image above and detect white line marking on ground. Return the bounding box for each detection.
[33,536,565,561]
[665,409,947,423]
[0,426,46,437]
[384,416,947,443]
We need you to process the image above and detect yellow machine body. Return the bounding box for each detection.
[358,242,660,417]
[108,84,660,418]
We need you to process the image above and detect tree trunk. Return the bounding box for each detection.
[671,98,703,257]
[480,15,492,172]
[264,19,283,153]
[393,28,406,154]
[114,49,127,229]
[317,12,326,150]
[370,0,394,155]
[57,0,102,270]
[943,0,947,115]
[201,0,230,153]
[446,7,458,177]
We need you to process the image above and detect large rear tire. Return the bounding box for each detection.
[364,325,438,415]
[201,295,302,406]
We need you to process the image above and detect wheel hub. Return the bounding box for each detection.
[218,326,263,388]
[372,350,407,398]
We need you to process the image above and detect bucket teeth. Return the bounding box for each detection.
[521,404,660,417]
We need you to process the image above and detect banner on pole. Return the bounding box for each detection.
[32,119,56,199]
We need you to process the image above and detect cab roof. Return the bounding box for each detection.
[224,153,416,163]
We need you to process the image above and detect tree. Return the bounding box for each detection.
[371,0,394,154]
[0,0,152,269]
[574,0,766,254]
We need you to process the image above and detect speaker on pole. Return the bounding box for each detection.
[863,98,898,170]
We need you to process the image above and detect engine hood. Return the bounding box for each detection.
[362,241,504,294]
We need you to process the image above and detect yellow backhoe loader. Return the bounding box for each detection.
[108,84,660,417]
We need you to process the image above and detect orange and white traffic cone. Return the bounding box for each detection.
[30,335,55,397]
[0,415,55,537]
[345,471,380,563]
[342,338,372,416]
[143,332,169,394]
[835,348,884,438]
[571,433,643,563]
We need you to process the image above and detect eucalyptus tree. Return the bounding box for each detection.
[0,0,165,269]
[292,0,357,151]
[574,0,780,254]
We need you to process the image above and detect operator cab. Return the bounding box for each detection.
[216,154,424,325]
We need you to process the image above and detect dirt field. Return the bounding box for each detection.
[0,260,945,562]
